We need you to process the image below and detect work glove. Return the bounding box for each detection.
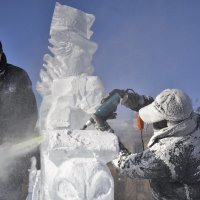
[101,89,126,103]
[102,88,146,112]
[112,139,130,169]
[108,89,126,98]
[92,114,114,132]
[121,90,144,111]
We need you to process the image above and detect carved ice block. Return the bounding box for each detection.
[42,157,115,200]
[35,3,117,200]
[51,158,114,200]
[46,76,104,129]
[43,130,119,165]
[41,130,119,200]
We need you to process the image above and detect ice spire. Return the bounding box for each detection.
[37,2,97,97]
[36,3,101,130]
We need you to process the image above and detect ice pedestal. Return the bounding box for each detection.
[52,159,114,200]
[45,130,119,165]
[41,130,119,200]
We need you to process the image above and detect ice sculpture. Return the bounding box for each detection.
[35,3,119,200]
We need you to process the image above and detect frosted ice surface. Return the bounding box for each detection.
[41,156,58,199]
[26,157,41,200]
[37,96,52,130]
[45,130,119,165]
[37,2,97,98]
[35,3,117,200]
[41,158,114,200]
[51,2,95,39]
[46,76,104,129]
[51,159,114,200]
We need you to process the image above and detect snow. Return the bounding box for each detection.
[35,2,119,200]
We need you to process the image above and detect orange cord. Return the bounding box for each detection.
[137,115,145,150]
[137,115,144,131]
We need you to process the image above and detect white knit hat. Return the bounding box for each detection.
[139,89,193,123]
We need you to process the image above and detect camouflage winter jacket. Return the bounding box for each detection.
[117,92,200,200]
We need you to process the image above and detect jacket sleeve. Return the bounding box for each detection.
[17,70,38,132]
[122,92,154,112]
[16,70,40,167]
[116,148,171,180]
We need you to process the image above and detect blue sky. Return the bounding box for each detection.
[1,0,200,109]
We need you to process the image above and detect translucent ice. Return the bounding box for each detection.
[45,130,119,165]
[51,159,114,200]
[35,3,118,200]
